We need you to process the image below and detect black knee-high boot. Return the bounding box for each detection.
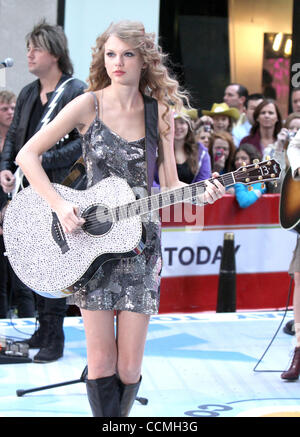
[119,376,142,417]
[86,374,121,417]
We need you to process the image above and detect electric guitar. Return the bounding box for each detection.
[3,158,281,298]
[280,167,300,233]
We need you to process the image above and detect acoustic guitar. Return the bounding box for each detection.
[280,166,300,233]
[3,158,281,299]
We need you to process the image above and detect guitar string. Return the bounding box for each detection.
[76,170,269,231]
[79,174,233,231]
[77,169,275,231]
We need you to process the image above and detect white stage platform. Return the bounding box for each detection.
[1,310,300,418]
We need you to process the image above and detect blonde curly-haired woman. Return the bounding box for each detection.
[15,20,225,417]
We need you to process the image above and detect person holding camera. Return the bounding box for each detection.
[226,143,266,208]
[199,102,240,137]
[208,131,236,175]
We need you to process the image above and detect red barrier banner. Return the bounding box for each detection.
[159,194,296,313]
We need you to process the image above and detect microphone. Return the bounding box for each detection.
[0,58,14,69]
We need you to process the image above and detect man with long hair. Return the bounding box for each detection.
[0,20,86,362]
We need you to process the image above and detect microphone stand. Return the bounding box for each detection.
[16,365,148,407]
[16,365,88,397]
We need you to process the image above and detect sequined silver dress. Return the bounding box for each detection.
[67,93,161,314]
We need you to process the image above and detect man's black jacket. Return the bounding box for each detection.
[0,73,86,183]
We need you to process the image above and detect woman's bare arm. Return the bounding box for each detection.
[16,93,92,232]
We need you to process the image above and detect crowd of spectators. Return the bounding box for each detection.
[167,82,299,208]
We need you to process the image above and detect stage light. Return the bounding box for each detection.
[284,38,292,56]
[272,32,283,52]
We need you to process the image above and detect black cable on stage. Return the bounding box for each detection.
[253,277,294,373]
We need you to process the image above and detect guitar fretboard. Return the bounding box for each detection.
[110,172,235,222]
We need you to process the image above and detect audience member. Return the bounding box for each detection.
[240,99,285,193]
[232,93,264,146]
[223,83,249,126]
[239,99,282,154]
[201,103,239,136]
[0,20,86,362]
[227,143,266,207]
[0,91,16,150]
[194,125,213,149]
[208,131,235,175]
[154,108,211,187]
[285,112,300,138]
[0,90,16,318]
[266,112,300,195]
[269,112,300,168]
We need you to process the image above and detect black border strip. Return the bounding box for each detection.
[57,0,65,27]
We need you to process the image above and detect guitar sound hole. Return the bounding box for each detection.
[82,205,113,236]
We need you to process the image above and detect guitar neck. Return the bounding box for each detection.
[111,172,236,222]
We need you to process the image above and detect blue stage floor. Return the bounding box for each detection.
[1,310,300,418]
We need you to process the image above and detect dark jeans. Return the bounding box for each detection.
[0,236,35,318]
[8,264,67,319]
[9,264,36,318]
[3,248,66,319]
[35,293,67,318]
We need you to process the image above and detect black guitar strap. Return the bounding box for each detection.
[61,156,87,190]
[63,94,159,193]
[143,94,159,194]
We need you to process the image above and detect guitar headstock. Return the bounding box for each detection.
[234,158,281,185]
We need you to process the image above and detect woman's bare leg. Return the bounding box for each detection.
[116,310,150,384]
[81,309,117,379]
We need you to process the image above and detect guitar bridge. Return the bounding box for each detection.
[51,212,70,254]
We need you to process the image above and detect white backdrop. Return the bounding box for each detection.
[64,0,160,84]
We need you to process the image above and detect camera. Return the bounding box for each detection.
[203,125,211,132]
[214,149,224,162]
[288,130,297,140]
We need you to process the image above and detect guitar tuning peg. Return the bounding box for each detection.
[242,161,247,166]
[253,158,259,168]
[265,155,271,161]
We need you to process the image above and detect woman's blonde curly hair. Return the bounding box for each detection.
[86,20,190,134]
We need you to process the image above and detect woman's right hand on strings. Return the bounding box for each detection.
[54,199,85,234]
